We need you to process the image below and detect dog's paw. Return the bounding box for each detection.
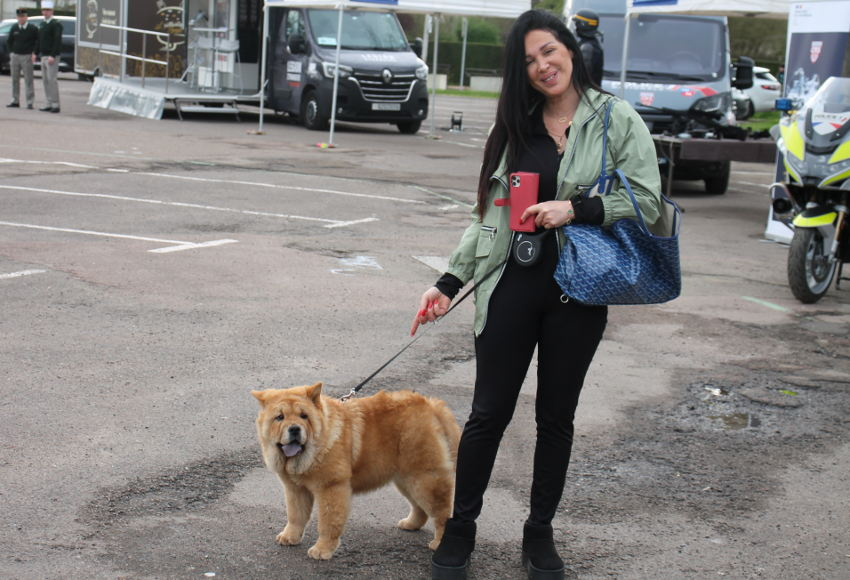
[275,527,303,546]
[307,542,337,560]
[397,516,425,531]
[428,537,441,551]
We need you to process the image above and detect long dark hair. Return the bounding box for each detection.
[476,10,598,217]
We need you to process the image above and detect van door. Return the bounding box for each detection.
[280,9,308,115]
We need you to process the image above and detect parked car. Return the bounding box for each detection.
[0,18,15,74]
[0,15,75,75]
[733,66,781,119]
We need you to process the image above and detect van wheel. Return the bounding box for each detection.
[396,120,421,134]
[704,161,730,195]
[301,90,328,131]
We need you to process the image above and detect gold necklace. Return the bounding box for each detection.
[544,106,574,125]
[545,119,572,154]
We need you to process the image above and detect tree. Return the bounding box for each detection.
[532,0,565,14]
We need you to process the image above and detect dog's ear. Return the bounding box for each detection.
[306,382,323,403]
[251,389,270,405]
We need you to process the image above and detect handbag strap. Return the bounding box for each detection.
[587,98,680,239]
[614,168,681,238]
[592,99,615,197]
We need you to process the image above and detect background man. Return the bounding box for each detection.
[35,0,62,113]
[6,8,38,109]
[572,9,604,87]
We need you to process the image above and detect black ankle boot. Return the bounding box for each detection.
[432,519,476,580]
[521,522,565,580]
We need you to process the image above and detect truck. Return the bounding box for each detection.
[564,0,754,194]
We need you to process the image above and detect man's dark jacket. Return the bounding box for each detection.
[578,35,604,87]
[37,18,62,58]
[6,22,39,55]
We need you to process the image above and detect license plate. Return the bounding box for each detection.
[372,103,401,111]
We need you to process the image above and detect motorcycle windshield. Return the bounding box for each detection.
[800,77,850,126]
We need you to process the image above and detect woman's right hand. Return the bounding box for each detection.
[410,287,452,336]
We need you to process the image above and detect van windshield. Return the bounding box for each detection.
[307,9,409,51]
[599,14,726,82]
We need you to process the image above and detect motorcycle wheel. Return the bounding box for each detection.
[787,227,837,303]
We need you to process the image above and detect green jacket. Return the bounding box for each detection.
[445,88,663,336]
[37,18,63,58]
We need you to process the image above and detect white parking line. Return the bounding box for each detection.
[0,269,47,280]
[136,172,424,204]
[0,221,237,253]
[0,158,98,169]
[0,185,377,229]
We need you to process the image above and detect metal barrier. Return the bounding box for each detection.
[96,23,184,93]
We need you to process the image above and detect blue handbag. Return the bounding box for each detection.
[553,102,682,305]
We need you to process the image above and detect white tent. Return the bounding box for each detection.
[258,0,530,140]
[628,0,791,17]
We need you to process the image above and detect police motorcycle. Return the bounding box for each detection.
[771,76,850,303]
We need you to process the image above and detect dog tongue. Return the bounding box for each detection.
[281,443,303,457]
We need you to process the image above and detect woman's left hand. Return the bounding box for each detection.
[520,200,574,229]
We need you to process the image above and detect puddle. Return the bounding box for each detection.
[709,413,761,430]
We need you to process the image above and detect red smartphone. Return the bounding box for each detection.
[494,172,539,232]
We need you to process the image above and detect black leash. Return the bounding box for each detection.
[340,260,505,402]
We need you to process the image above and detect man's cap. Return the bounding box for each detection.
[16,8,28,15]
[42,1,55,9]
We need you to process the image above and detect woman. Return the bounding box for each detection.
[412,10,662,580]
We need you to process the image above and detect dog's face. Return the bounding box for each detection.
[252,382,324,473]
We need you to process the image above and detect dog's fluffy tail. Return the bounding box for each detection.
[428,398,462,464]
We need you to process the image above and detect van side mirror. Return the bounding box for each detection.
[288,34,306,55]
[732,56,754,90]
[410,37,423,58]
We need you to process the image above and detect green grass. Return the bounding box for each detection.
[437,88,498,98]
[739,111,781,132]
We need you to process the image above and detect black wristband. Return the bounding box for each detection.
[572,196,604,225]
[435,273,464,300]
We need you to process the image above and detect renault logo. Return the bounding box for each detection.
[381,69,393,84]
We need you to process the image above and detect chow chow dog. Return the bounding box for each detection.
[252,382,460,560]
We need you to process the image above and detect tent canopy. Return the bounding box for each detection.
[263,0,529,19]
[628,0,791,18]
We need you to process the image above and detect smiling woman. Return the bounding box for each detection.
[414,9,664,580]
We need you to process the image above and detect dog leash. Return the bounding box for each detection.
[340,260,506,402]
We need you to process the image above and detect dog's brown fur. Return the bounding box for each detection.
[252,382,460,560]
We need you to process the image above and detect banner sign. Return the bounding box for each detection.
[77,0,122,50]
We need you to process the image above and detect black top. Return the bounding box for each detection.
[37,18,63,57]
[6,22,39,55]
[435,106,604,299]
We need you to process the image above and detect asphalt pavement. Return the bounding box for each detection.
[1,74,848,580]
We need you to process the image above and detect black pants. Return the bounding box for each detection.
[453,242,607,525]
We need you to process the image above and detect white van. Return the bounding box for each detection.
[267,7,429,134]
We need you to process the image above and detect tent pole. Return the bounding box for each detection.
[258,1,270,134]
[619,12,631,99]
[328,4,344,147]
[460,17,468,88]
[422,15,430,64]
[428,14,440,137]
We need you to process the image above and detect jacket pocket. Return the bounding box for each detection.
[475,226,496,258]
